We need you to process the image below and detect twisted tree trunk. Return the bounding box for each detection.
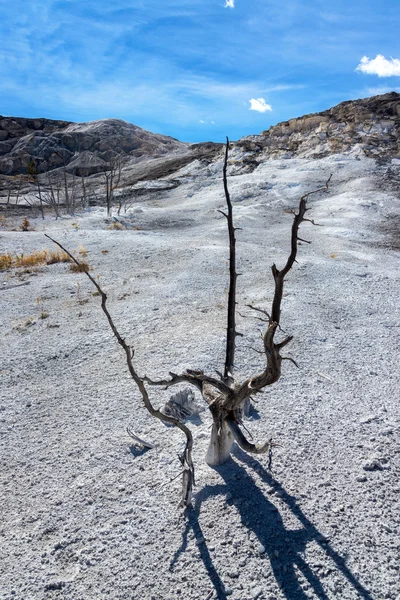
[47,143,331,505]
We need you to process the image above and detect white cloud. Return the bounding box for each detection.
[224,0,235,8]
[356,55,400,77]
[249,97,272,113]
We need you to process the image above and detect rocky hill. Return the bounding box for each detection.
[0,117,193,176]
[237,92,400,160]
[1,93,399,183]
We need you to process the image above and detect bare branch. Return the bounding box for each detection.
[222,174,331,410]
[222,137,238,385]
[271,174,332,326]
[246,304,271,320]
[227,419,277,455]
[276,335,293,350]
[282,356,300,368]
[144,371,231,395]
[238,311,269,323]
[126,425,155,449]
[45,234,195,507]
[243,345,264,355]
[303,218,323,226]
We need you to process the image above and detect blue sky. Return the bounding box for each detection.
[0,0,399,142]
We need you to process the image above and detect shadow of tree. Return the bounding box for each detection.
[170,449,375,600]
[128,444,151,458]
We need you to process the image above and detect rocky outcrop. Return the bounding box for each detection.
[0,117,189,176]
[1,93,399,178]
[237,92,400,160]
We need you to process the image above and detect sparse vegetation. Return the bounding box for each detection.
[15,250,49,268]
[107,221,125,230]
[46,250,72,265]
[0,248,84,271]
[20,217,32,232]
[70,260,90,273]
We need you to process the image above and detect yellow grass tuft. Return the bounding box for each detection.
[20,217,32,232]
[70,260,90,273]
[46,250,71,265]
[0,248,77,271]
[107,221,125,230]
[0,253,13,270]
[15,250,48,268]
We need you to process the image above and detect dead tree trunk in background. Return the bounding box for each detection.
[63,166,70,214]
[81,175,88,209]
[36,176,44,220]
[105,157,122,217]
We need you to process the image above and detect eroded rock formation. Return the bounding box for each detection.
[237,92,400,160]
[0,117,190,176]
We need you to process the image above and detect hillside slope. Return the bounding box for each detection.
[238,92,400,160]
[0,117,189,176]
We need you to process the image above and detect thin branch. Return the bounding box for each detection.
[223,137,237,384]
[282,356,300,368]
[220,175,331,412]
[239,311,269,323]
[144,371,231,395]
[303,218,323,226]
[243,345,264,355]
[276,335,293,350]
[227,419,276,455]
[246,304,271,319]
[45,234,195,507]
[271,174,332,325]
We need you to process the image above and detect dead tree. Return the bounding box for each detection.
[104,157,122,217]
[46,140,330,507]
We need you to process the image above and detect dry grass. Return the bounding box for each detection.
[20,217,32,232]
[46,250,71,265]
[15,250,49,268]
[0,253,13,270]
[0,248,85,271]
[70,260,90,273]
[107,221,125,230]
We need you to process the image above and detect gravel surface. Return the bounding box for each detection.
[0,154,399,600]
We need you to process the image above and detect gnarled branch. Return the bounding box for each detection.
[143,371,231,395]
[227,419,276,455]
[219,174,332,412]
[45,234,195,507]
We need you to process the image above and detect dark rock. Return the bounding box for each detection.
[0,117,189,175]
[236,92,400,161]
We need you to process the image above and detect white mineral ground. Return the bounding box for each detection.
[0,152,399,600]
